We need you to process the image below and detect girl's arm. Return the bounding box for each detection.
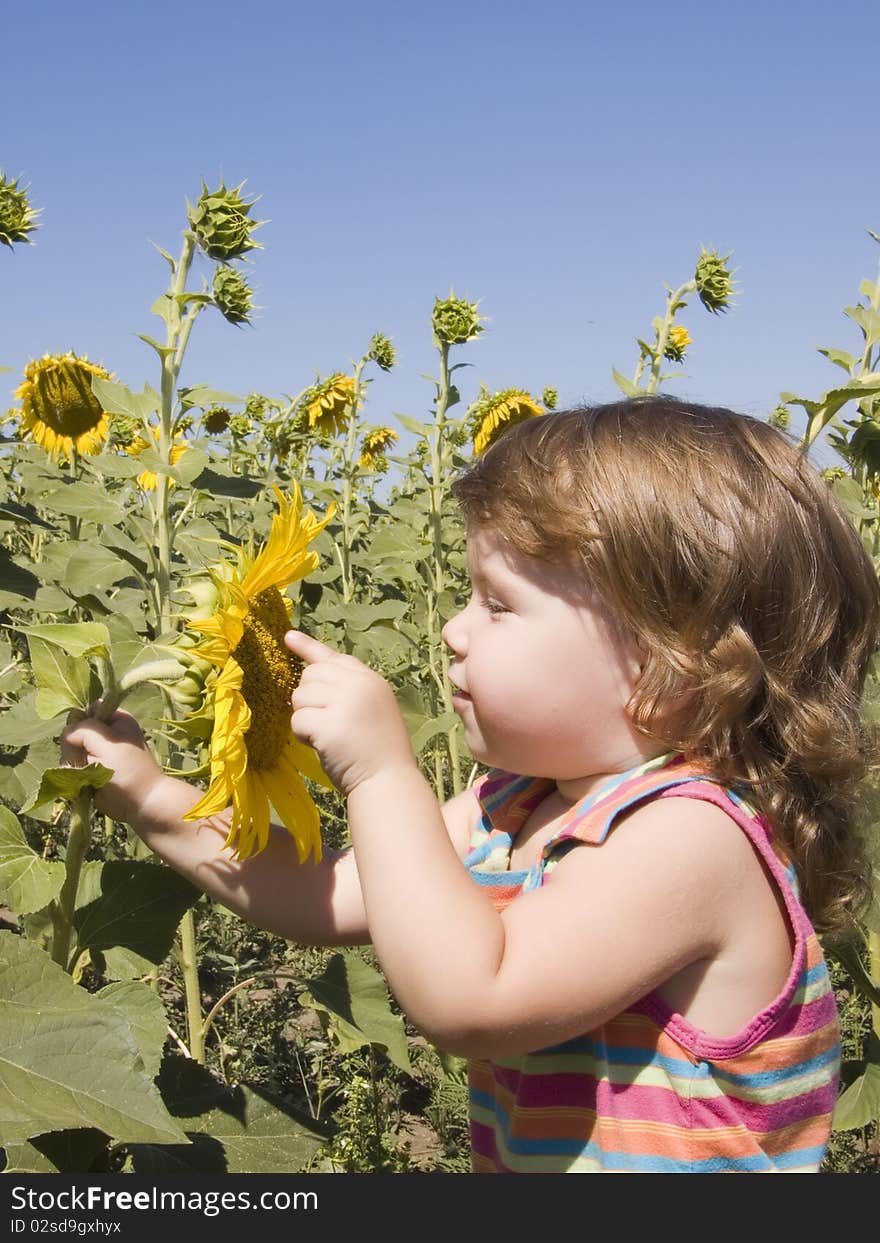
[61,712,481,947]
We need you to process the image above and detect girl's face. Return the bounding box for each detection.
[441,527,661,787]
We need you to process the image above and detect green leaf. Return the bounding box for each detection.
[611,368,641,398]
[64,546,134,599]
[0,499,56,530]
[0,546,40,602]
[1,1129,110,1174]
[190,466,264,498]
[91,376,158,423]
[319,599,409,631]
[0,936,189,1146]
[74,860,201,967]
[395,412,432,437]
[97,981,168,1079]
[0,805,65,914]
[136,333,174,360]
[817,347,857,375]
[179,385,244,410]
[411,711,460,756]
[21,621,111,659]
[40,482,124,525]
[23,763,113,812]
[128,1056,327,1174]
[169,446,209,486]
[0,694,69,746]
[28,636,94,719]
[368,525,423,560]
[299,950,411,1072]
[833,1063,880,1131]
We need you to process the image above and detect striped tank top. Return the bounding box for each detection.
[465,751,840,1173]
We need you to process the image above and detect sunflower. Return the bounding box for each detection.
[14,353,114,460]
[304,374,360,436]
[127,425,190,490]
[663,324,691,363]
[359,426,398,469]
[182,485,335,862]
[470,387,544,456]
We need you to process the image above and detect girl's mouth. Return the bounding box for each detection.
[451,689,471,703]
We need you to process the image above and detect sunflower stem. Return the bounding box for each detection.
[177,908,205,1063]
[646,280,695,394]
[427,341,462,798]
[50,791,92,971]
[339,358,367,615]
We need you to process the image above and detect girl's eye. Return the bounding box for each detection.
[483,598,508,616]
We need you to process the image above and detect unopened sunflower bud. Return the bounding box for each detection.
[367,333,396,371]
[187,181,265,262]
[212,264,255,324]
[695,248,735,314]
[0,172,40,248]
[542,386,558,410]
[107,414,141,448]
[663,324,691,363]
[769,403,790,431]
[228,413,252,438]
[432,293,485,346]
[245,392,279,421]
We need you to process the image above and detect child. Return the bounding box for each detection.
[62,397,879,1174]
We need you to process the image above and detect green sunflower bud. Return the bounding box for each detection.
[187,181,265,263]
[695,248,735,314]
[432,292,485,346]
[768,403,790,431]
[542,386,558,410]
[367,333,396,371]
[228,413,252,438]
[245,392,279,421]
[107,413,141,449]
[212,264,255,324]
[0,172,40,248]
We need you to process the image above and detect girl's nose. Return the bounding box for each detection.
[441,611,465,655]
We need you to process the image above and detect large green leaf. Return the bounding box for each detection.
[23,763,113,813]
[64,545,134,597]
[28,636,94,720]
[21,621,111,659]
[298,950,411,1072]
[74,860,200,968]
[319,599,409,631]
[97,981,168,1079]
[2,1128,110,1173]
[0,936,189,1146]
[190,466,264,498]
[0,806,65,915]
[611,367,641,398]
[40,482,124,525]
[0,547,40,604]
[91,376,160,423]
[833,1063,880,1131]
[128,1056,327,1173]
[0,693,64,746]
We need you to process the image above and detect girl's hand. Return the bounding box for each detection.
[286,630,416,797]
[60,710,165,826]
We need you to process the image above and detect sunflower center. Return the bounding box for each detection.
[32,362,105,436]
[232,587,304,770]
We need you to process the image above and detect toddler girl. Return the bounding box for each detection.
[62,397,879,1173]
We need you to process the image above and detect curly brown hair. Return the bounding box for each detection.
[450,397,880,934]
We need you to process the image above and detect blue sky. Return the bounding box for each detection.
[3,0,878,470]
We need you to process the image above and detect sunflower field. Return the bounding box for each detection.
[1,176,879,1174]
